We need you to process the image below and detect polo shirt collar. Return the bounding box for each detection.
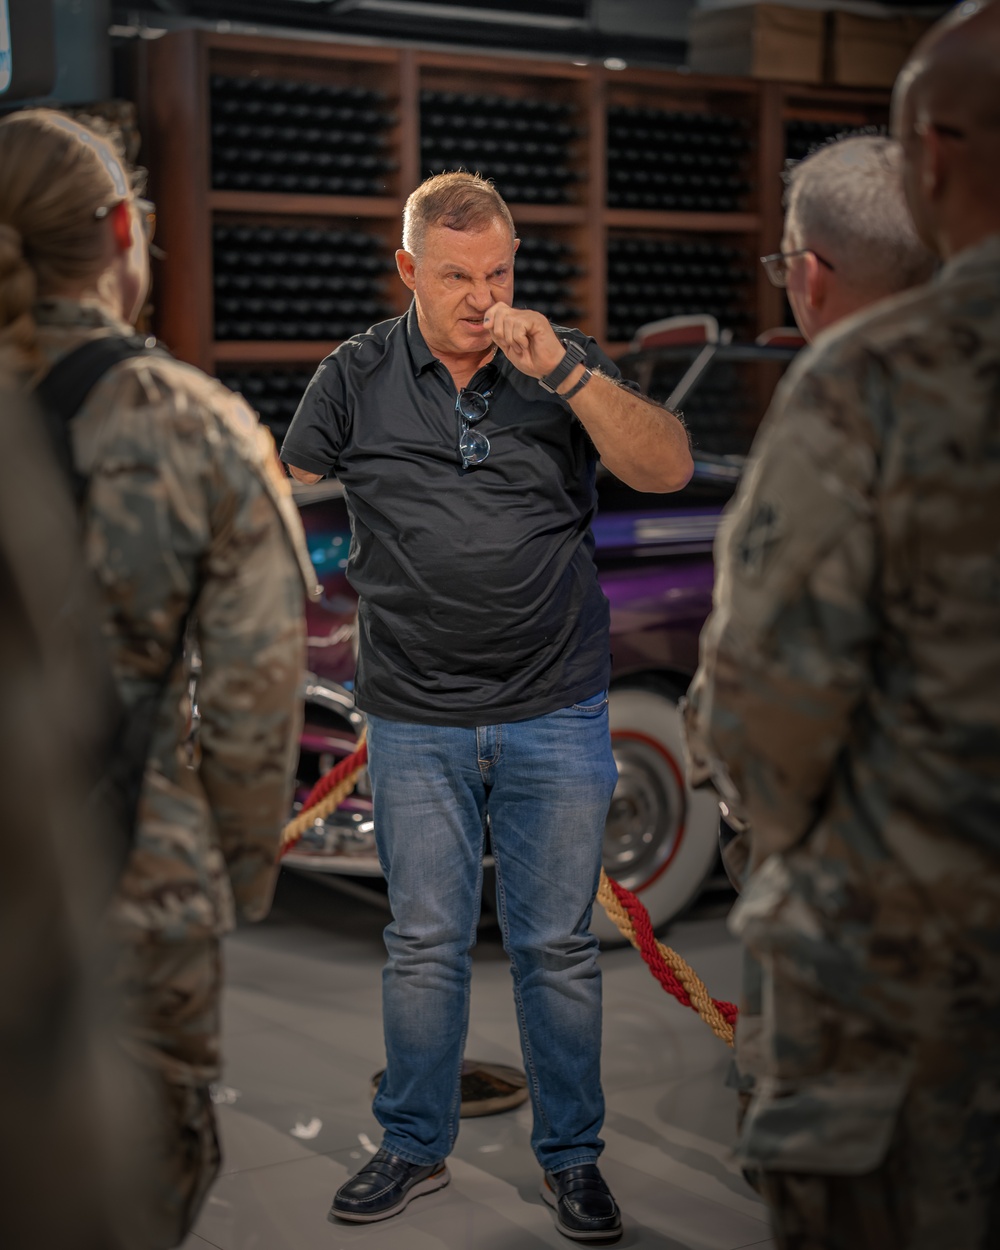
[404,301,439,375]
[404,300,508,386]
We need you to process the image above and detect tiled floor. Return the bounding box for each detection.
[181,872,774,1250]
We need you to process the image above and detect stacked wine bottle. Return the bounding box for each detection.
[668,360,755,457]
[626,347,757,457]
[420,90,581,205]
[607,106,753,212]
[213,224,393,341]
[514,237,582,324]
[606,236,754,343]
[210,75,397,196]
[785,118,867,163]
[217,368,316,445]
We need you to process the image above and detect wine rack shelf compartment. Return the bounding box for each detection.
[211,220,397,345]
[606,231,757,345]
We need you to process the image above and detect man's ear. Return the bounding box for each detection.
[918,123,948,198]
[804,250,830,311]
[109,200,132,253]
[395,248,416,291]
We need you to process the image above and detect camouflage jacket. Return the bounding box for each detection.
[32,300,317,942]
[685,236,1000,1169]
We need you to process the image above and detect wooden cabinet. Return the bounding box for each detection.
[137,28,889,394]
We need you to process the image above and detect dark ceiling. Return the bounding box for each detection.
[114,0,691,66]
[114,0,949,71]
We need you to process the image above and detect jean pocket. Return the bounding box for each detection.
[569,689,609,715]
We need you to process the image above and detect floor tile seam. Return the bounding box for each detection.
[619,1176,770,1226]
[216,1089,376,1113]
[221,1014,298,1035]
[600,997,731,1025]
[599,1127,769,1224]
[239,1018,384,1049]
[225,995,382,1020]
[600,1117,740,1174]
[222,1013,385,1055]
[620,1172,770,1227]
[602,1063,729,1095]
[215,1142,361,1180]
[225,1003,390,1030]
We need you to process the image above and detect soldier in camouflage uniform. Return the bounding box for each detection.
[712,135,936,1138]
[683,3,1000,1246]
[0,110,316,1247]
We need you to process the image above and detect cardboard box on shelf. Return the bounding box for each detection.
[688,4,825,83]
[825,11,934,87]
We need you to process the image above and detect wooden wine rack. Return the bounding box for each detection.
[135,28,890,376]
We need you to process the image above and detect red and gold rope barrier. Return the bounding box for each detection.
[281,736,369,852]
[596,872,737,1046]
[281,737,737,1046]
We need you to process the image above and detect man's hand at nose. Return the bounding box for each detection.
[483,303,564,379]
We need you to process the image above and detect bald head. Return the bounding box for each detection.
[892,0,1000,257]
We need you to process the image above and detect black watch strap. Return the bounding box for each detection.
[539,338,587,393]
[560,367,593,401]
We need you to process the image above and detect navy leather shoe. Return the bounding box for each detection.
[541,1164,623,1242]
[329,1147,450,1224]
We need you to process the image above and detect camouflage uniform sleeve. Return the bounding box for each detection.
[685,344,882,868]
[194,388,311,923]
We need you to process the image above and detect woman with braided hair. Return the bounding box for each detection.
[0,108,316,1248]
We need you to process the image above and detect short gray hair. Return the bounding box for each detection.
[402,171,516,258]
[784,134,936,296]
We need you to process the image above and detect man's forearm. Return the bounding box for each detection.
[481,301,693,493]
[561,367,693,493]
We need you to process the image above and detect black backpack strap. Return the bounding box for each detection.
[33,333,175,869]
[35,334,166,506]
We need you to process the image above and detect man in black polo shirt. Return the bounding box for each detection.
[282,172,692,1242]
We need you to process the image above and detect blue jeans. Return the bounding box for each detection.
[366,692,618,1172]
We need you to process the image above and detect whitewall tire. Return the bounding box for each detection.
[591,683,720,944]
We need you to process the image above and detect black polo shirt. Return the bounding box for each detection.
[281,302,631,726]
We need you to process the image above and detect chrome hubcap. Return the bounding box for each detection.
[604,735,685,891]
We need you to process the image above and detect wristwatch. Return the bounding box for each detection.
[539,338,587,393]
